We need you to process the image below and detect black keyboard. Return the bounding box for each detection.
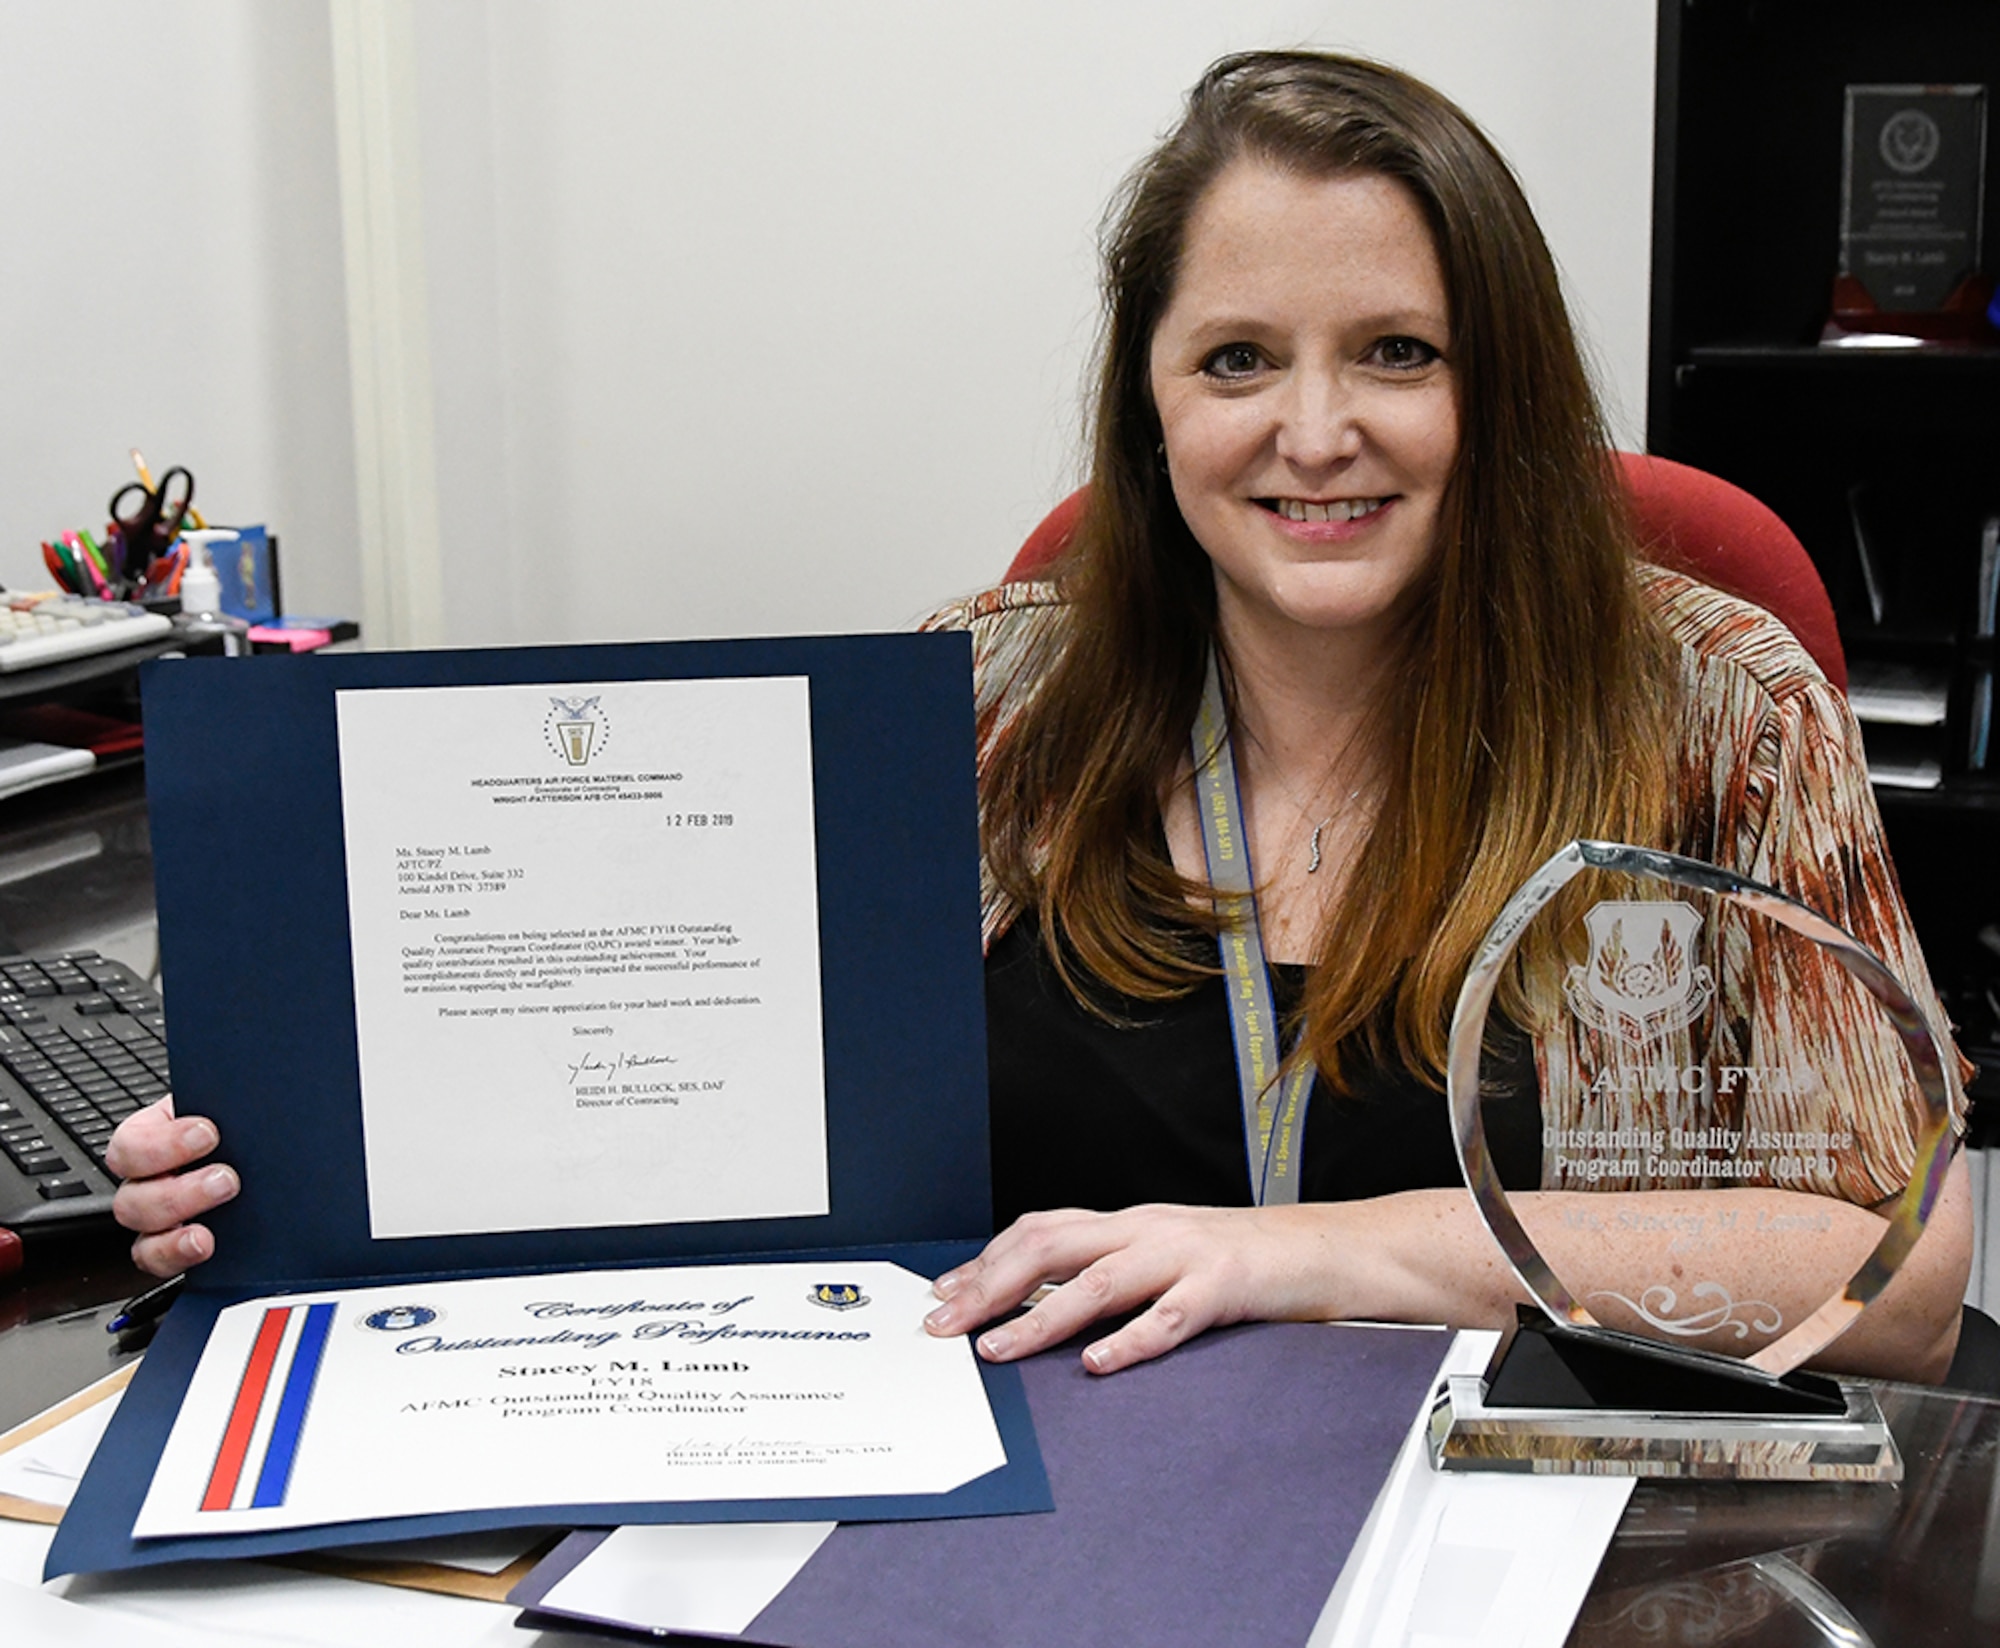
[0,951,168,1237]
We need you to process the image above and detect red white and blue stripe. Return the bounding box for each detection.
[200,1301,337,1512]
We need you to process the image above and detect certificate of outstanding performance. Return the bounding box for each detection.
[336,677,826,1240]
[132,1262,1006,1537]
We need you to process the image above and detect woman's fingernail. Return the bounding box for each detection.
[924,1304,955,1331]
[1083,1343,1112,1372]
[179,1119,218,1152]
[202,1166,238,1201]
[178,1227,212,1260]
[932,1271,963,1299]
[976,1329,1012,1359]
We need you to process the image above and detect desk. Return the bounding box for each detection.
[2,1362,1998,1644]
[0,1253,143,1437]
[1575,1380,2000,1642]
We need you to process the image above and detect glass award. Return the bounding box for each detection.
[1429,842,1958,1481]
[1829,84,1991,343]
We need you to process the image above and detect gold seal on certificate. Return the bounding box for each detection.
[336,676,828,1241]
[1430,842,1957,1481]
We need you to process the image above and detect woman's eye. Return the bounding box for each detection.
[1200,344,1265,380]
[1373,336,1442,371]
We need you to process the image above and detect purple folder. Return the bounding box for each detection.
[516,1320,1450,1648]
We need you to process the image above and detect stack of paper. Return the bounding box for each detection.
[0,739,93,802]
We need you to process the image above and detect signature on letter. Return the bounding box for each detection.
[566,1049,679,1086]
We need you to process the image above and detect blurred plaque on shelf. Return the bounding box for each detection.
[1832,85,1989,339]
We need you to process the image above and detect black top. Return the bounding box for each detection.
[984,911,1542,1228]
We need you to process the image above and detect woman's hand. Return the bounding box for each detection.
[105,1096,237,1277]
[922,1204,1343,1374]
[920,1172,1973,1385]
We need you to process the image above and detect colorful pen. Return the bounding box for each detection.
[62,532,107,597]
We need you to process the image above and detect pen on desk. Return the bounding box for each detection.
[107,1272,185,1335]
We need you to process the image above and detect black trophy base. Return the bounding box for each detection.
[1485,1305,1846,1416]
[1426,1307,1901,1482]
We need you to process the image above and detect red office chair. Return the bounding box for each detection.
[1004,453,1846,693]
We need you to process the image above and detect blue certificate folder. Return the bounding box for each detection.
[48,632,1051,1579]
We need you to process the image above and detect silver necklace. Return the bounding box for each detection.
[1304,788,1363,874]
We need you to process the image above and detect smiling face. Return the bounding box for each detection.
[1148,161,1459,664]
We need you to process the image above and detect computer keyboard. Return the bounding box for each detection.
[0,595,174,673]
[0,952,168,1237]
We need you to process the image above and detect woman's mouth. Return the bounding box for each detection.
[1263,497,1389,523]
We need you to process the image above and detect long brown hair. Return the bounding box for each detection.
[982,50,1679,1086]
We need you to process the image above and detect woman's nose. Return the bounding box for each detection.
[1273,371,1362,470]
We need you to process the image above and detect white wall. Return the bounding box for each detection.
[415,0,1658,647]
[1,2,1655,648]
[0,0,359,621]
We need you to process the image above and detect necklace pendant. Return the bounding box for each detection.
[1306,820,1325,875]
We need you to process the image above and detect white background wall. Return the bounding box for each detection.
[0,1,359,623]
[1,1,1656,648]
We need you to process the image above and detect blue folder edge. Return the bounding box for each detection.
[46,633,1051,1577]
[46,1240,1049,1579]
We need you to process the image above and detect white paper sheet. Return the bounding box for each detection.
[2,1516,534,1648]
[538,1522,836,1635]
[0,1391,123,1511]
[133,1260,1004,1538]
[12,1529,534,1648]
[0,1573,225,1648]
[1313,1331,1634,1648]
[336,675,826,1239]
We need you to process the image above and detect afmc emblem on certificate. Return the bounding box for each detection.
[809,1283,869,1311]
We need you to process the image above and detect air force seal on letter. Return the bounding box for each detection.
[360,1304,440,1333]
[808,1283,868,1311]
[1563,900,1715,1046]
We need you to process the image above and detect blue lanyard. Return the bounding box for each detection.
[1190,653,1314,1206]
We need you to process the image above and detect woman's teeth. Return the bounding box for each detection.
[1273,498,1386,523]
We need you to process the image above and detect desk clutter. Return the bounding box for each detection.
[5,448,360,817]
[30,445,358,644]
[0,1324,1629,1648]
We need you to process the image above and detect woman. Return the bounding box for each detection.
[109,52,1972,1382]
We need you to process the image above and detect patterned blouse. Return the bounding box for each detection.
[923,566,1967,1207]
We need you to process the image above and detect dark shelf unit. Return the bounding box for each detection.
[1683,343,2000,370]
[0,635,187,706]
[0,624,230,817]
[1650,0,2000,1108]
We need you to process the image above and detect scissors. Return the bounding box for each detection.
[108,464,195,578]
